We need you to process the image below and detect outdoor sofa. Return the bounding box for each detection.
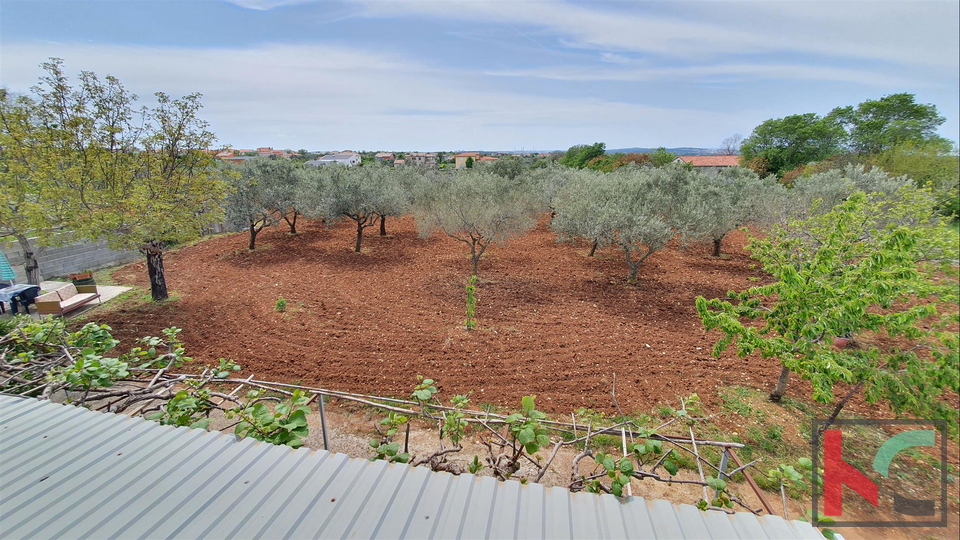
[35,284,101,316]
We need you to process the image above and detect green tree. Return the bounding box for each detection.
[525,163,579,217]
[553,164,700,280]
[487,155,525,179]
[688,167,785,256]
[465,156,474,169]
[256,157,303,234]
[649,147,678,167]
[790,164,908,222]
[830,93,949,155]
[740,113,845,176]
[696,187,958,428]
[559,142,606,169]
[415,170,535,275]
[0,89,73,284]
[315,165,407,252]
[224,159,279,250]
[868,141,959,221]
[27,59,226,301]
[585,152,621,172]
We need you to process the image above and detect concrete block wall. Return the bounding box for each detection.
[1,239,140,282]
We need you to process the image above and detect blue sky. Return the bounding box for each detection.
[1,0,958,152]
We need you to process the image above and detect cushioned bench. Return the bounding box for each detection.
[35,284,101,316]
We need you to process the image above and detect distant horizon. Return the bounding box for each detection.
[1,1,957,150]
[238,146,723,154]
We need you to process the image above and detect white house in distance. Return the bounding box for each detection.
[673,155,740,175]
[305,151,361,167]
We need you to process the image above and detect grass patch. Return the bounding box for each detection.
[719,386,768,423]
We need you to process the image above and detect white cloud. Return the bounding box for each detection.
[223,0,313,10]
[0,41,745,150]
[355,0,960,69]
[488,62,916,87]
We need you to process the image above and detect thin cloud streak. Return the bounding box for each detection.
[355,0,959,69]
[0,41,744,150]
[487,63,917,88]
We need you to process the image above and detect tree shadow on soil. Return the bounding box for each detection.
[219,224,430,272]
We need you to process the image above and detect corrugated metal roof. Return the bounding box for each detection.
[0,395,823,540]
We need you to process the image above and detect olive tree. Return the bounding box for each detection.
[553,164,700,280]
[549,168,615,256]
[415,170,536,275]
[789,164,909,221]
[318,166,408,252]
[376,167,420,236]
[224,159,279,250]
[485,155,526,180]
[525,163,579,218]
[697,186,958,427]
[261,158,305,234]
[687,167,786,256]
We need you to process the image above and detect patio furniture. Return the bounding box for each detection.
[35,284,101,317]
[0,284,41,315]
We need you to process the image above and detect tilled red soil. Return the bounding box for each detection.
[101,216,801,414]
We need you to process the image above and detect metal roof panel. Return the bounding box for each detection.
[0,395,824,540]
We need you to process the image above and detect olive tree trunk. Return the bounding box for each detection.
[468,238,490,276]
[283,211,298,234]
[141,240,168,301]
[712,235,724,257]
[588,239,599,257]
[379,215,387,236]
[248,219,262,250]
[355,220,365,252]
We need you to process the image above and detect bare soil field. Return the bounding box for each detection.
[102,215,825,417]
[88,216,958,539]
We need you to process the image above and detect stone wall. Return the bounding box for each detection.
[1,239,140,282]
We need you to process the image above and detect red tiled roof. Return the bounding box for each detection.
[676,155,740,167]
[455,152,481,158]
[477,156,498,161]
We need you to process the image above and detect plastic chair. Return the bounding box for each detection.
[0,283,8,315]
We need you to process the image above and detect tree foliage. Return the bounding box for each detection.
[415,170,535,275]
[740,113,845,177]
[486,155,526,179]
[687,167,785,256]
[553,164,701,280]
[224,159,285,250]
[585,152,651,172]
[830,93,949,155]
[559,142,606,169]
[789,164,908,222]
[867,141,959,221]
[10,59,225,300]
[0,89,73,283]
[311,165,409,252]
[742,94,951,179]
[696,187,959,428]
[649,147,678,167]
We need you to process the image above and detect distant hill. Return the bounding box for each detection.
[605,147,717,155]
